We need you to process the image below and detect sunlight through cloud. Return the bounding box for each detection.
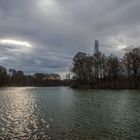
[0,39,32,48]
[117,45,127,50]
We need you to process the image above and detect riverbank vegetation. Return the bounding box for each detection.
[0,47,140,89]
[0,67,61,87]
[71,47,140,89]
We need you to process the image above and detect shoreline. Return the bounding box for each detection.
[0,86,140,90]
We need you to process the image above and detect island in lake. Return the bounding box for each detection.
[71,40,140,89]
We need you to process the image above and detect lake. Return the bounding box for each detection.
[0,87,140,140]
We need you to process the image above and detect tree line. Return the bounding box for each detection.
[71,47,140,89]
[0,67,61,87]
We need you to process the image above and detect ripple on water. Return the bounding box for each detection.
[0,87,140,140]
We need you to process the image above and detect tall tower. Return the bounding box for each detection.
[94,40,100,79]
[94,40,99,54]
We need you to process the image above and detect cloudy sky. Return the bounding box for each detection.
[0,0,140,76]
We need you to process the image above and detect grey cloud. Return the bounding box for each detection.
[0,0,140,75]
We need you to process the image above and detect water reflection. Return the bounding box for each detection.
[0,87,50,139]
[8,88,35,138]
[0,87,140,140]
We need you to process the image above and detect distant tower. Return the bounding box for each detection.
[94,40,100,78]
[94,40,99,54]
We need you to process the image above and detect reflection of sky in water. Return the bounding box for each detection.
[8,88,36,137]
[0,87,50,139]
[0,87,140,140]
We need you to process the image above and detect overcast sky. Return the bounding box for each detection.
[0,0,140,76]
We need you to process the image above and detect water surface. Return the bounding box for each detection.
[0,87,140,140]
